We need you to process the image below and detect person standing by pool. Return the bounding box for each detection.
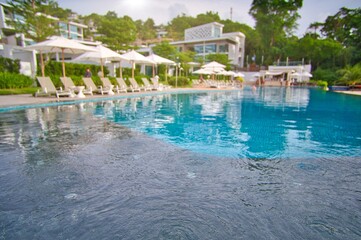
[84,68,92,77]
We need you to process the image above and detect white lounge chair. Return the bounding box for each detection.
[83,77,112,95]
[141,78,154,91]
[128,78,142,92]
[150,77,171,90]
[60,77,92,96]
[100,77,115,95]
[115,78,131,93]
[35,77,73,99]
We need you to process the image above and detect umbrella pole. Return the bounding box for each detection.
[40,50,45,77]
[165,65,167,82]
[119,61,122,78]
[100,59,104,78]
[61,48,66,77]
[152,64,155,77]
[132,61,135,79]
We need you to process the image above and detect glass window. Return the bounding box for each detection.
[60,32,68,38]
[213,27,221,38]
[219,44,228,53]
[70,25,78,33]
[59,22,67,31]
[194,45,204,54]
[70,33,79,39]
[205,44,216,53]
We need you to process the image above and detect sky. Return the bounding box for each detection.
[11,0,361,37]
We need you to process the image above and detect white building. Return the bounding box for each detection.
[171,22,246,68]
[0,2,89,77]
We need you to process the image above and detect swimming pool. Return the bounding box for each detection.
[0,87,360,239]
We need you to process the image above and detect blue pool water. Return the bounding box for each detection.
[0,87,361,239]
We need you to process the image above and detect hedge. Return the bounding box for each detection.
[168,76,191,87]
[0,72,34,89]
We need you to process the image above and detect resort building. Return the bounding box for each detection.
[170,22,246,68]
[0,2,89,77]
[0,2,88,47]
[58,21,88,41]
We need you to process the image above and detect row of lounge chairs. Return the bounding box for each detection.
[192,79,242,88]
[35,76,169,99]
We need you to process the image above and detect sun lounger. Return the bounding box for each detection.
[141,78,154,91]
[60,77,92,95]
[35,76,73,99]
[100,77,115,95]
[128,78,143,92]
[115,78,131,93]
[150,77,171,90]
[83,77,112,95]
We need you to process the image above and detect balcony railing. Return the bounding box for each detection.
[273,61,305,66]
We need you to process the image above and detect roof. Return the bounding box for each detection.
[171,32,245,45]
[186,22,224,31]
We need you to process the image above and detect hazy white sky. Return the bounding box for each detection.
[39,0,361,36]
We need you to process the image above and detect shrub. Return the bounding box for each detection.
[40,61,106,77]
[312,68,340,86]
[168,76,190,87]
[0,72,34,89]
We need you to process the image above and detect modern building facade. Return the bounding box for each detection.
[171,22,246,68]
[0,2,89,77]
[0,2,87,47]
[58,21,87,41]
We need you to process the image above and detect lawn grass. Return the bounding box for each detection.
[0,88,39,95]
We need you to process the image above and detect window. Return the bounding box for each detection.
[194,44,216,54]
[194,45,204,54]
[59,22,68,31]
[205,44,216,53]
[70,25,78,33]
[213,27,221,38]
[70,33,79,39]
[219,44,228,53]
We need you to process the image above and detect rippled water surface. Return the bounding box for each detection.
[0,87,361,239]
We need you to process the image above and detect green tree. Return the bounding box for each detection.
[206,53,231,69]
[319,7,361,64]
[337,63,361,85]
[152,41,178,60]
[194,11,221,26]
[296,34,343,69]
[175,51,196,76]
[167,14,195,40]
[249,0,302,62]
[136,18,157,40]
[95,12,137,50]
[6,0,61,42]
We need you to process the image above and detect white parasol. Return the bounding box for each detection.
[120,50,155,79]
[72,45,127,77]
[25,36,95,77]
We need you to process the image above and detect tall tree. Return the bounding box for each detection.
[6,0,61,43]
[166,14,195,40]
[136,18,157,41]
[249,0,302,63]
[95,12,137,50]
[194,11,221,26]
[319,7,361,64]
[152,41,178,60]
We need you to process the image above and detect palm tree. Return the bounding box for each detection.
[337,63,361,85]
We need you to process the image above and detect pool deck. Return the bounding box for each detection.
[1,88,360,109]
[0,87,237,108]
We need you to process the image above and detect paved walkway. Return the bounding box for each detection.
[0,87,237,108]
